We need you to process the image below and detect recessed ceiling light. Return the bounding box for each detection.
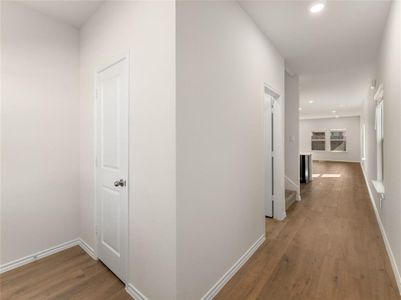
[308,100,314,104]
[310,2,325,13]
[332,110,336,113]
[299,107,302,111]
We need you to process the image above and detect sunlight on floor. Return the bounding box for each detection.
[313,173,342,178]
[321,174,342,178]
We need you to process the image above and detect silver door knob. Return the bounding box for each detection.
[114,179,126,187]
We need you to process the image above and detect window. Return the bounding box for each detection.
[372,83,384,196]
[311,129,347,152]
[311,131,326,151]
[361,123,366,161]
[376,96,384,182]
[330,130,346,152]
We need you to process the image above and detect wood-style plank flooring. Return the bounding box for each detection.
[1,162,400,299]
[0,246,131,300]
[216,161,401,300]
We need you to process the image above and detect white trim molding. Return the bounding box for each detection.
[275,211,287,221]
[126,283,148,300]
[201,234,266,300]
[0,238,98,274]
[79,238,98,261]
[360,163,401,294]
[0,239,80,273]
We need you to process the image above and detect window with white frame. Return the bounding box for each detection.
[311,131,326,151]
[330,130,346,152]
[371,83,385,195]
[361,123,366,161]
[375,87,384,182]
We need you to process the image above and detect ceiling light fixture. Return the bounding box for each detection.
[332,110,336,113]
[309,1,325,14]
[308,100,314,104]
[299,107,302,111]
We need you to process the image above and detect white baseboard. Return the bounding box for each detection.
[0,238,98,274]
[78,238,97,261]
[275,211,287,221]
[0,239,80,273]
[360,163,401,295]
[126,283,148,300]
[201,234,265,300]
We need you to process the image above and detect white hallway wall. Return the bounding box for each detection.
[361,0,401,291]
[300,116,361,162]
[176,1,284,299]
[1,1,80,265]
[79,1,176,299]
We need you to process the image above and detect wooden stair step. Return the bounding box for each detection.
[285,189,297,210]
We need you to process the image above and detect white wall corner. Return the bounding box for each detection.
[126,283,149,300]
[200,234,266,300]
[360,163,401,295]
[78,238,98,261]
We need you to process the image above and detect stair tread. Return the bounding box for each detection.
[285,189,297,210]
[285,189,297,198]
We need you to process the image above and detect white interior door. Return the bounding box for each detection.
[264,95,274,217]
[96,56,129,283]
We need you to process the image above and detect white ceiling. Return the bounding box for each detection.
[299,65,374,119]
[16,0,392,118]
[20,0,104,28]
[239,0,391,118]
[239,0,391,75]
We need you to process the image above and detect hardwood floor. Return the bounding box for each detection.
[0,246,131,300]
[216,161,401,300]
[1,162,399,300]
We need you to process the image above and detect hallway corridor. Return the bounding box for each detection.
[216,161,400,300]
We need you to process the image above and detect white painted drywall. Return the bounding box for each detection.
[176,1,284,299]
[285,72,300,191]
[1,2,80,264]
[361,0,401,291]
[300,116,361,163]
[79,1,176,299]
